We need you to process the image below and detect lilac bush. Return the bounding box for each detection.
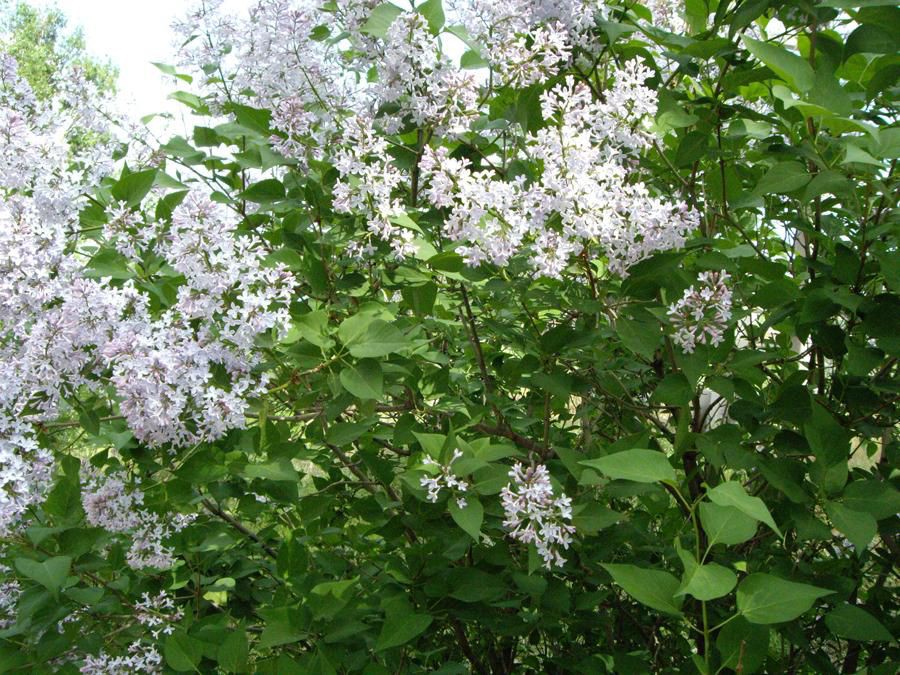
[0,0,897,672]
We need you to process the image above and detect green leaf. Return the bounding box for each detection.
[675,541,737,601]
[700,502,758,546]
[362,3,403,39]
[736,573,833,624]
[259,607,305,648]
[287,310,333,349]
[842,479,900,520]
[326,422,370,446]
[401,282,437,316]
[243,458,298,482]
[716,618,769,674]
[824,502,877,551]
[339,359,383,400]
[375,611,433,651]
[616,314,661,358]
[111,168,157,207]
[449,497,483,540]
[168,90,208,113]
[347,320,407,358]
[165,630,204,672]
[742,36,815,92]
[707,482,782,537]
[217,630,249,673]
[678,561,737,601]
[14,556,71,598]
[418,0,444,34]
[84,249,133,280]
[754,162,810,195]
[152,61,192,83]
[240,179,285,203]
[580,449,676,483]
[572,503,624,535]
[601,563,683,616]
[824,603,894,642]
[652,373,694,406]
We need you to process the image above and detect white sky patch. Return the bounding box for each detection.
[32,0,253,118]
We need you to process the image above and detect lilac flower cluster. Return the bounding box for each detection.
[362,10,479,135]
[104,193,295,447]
[420,449,470,508]
[134,591,184,639]
[0,46,295,538]
[452,0,599,87]
[80,642,164,675]
[421,65,697,277]
[332,115,417,258]
[171,3,696,275]
[0,566,19,630]
[500,463,575,569]
[667,271,733,352]
[75,590,182,673]
[0,423,54,537]
[81,466,194,570]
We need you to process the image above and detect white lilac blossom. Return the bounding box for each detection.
[0,423,54,537]
[667,271,733,353]
[0,54,123,537]
[102,193,294,447]
[78,591,182,673]
[80,642,164,675]
[644,0,688,34]
[0,54,123,426]
[134,591,184,640]
[332,114,417,258]
[420,449,470,508]
[371,10,479,134]
[173,0,349,121]
[421,64,698,278]
[0,566,19,630]
[500,463,575,569]
[452,0,599,87]
[81,467,194,570]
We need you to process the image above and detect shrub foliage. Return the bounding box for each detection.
[0,0,897,672]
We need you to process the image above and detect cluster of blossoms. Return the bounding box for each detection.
[81,466,194,570]
[104,193,295,447]
[0,34,295,537]
[332,115,417,258]
[644,0,688,34]
[420,449,470,508]
[0,52,120,535]
[0,422,54,536]
[173,0,348,166]
[171,3,697,277]
[667,270,733,352]
[80,642,163,675]
[359,10,479,135]
[0,566,19,630]
[452,0,599,87]
[500,463,575,569]
[421,63,697,277]
[80,591,181,674]
[134,591,184,639]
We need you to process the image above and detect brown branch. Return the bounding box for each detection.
[451,619,489,675]
[201,498,277,558]
[473,422,548,456]
[459,284,493,396]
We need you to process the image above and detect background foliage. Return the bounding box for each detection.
[0,0,897,673]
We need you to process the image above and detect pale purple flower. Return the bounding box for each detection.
[668,271,733,353]
[420,449,469,504]
[500,463,575,569]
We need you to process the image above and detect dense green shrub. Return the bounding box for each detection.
[0,1,896,672]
